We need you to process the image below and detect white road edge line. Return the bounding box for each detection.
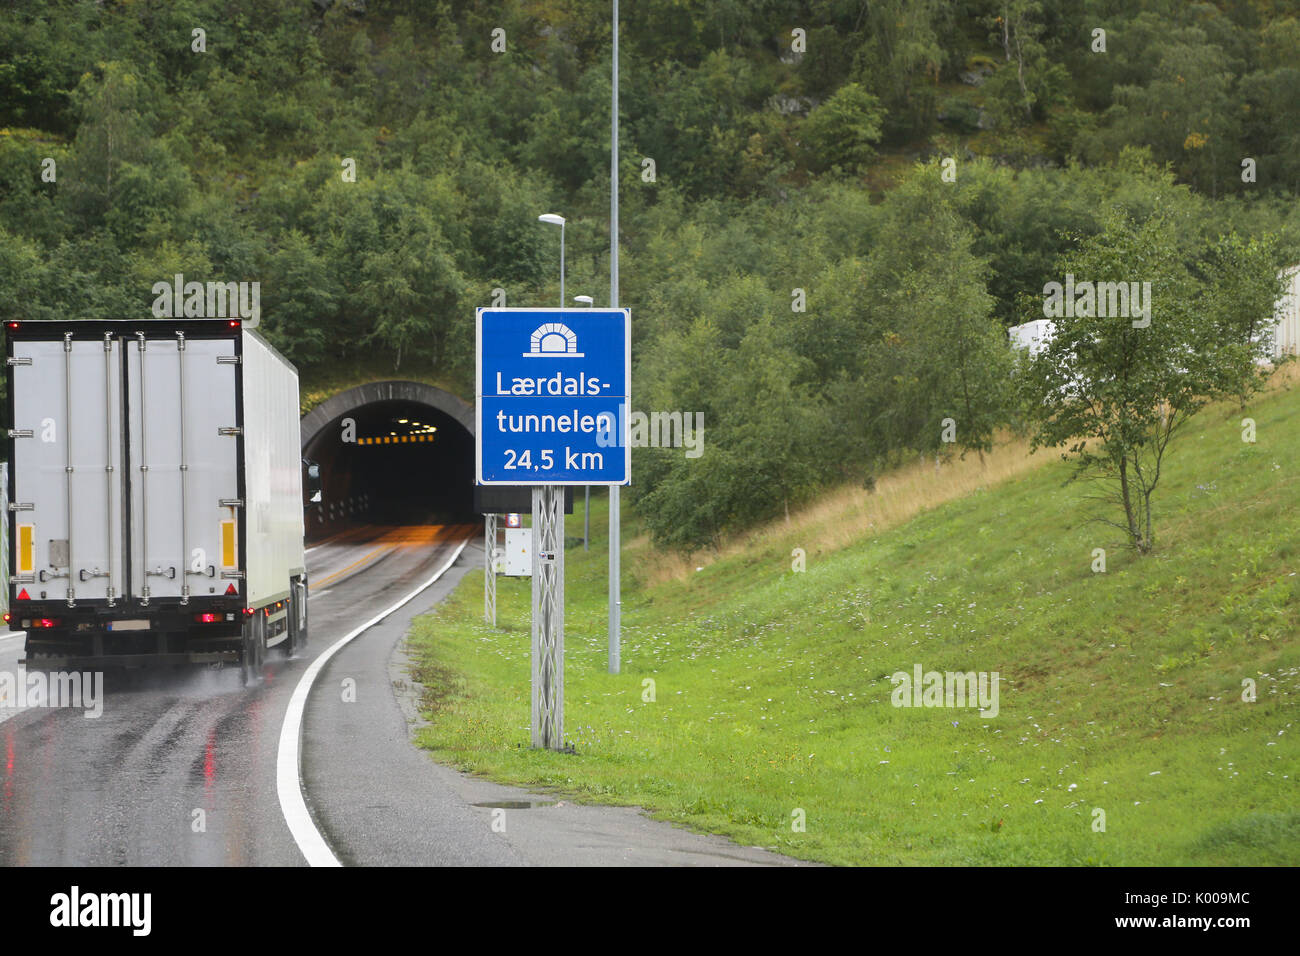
[276,536,472,867]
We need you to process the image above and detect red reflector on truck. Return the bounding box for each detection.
[16,588,29,601]
[225,583,237,595]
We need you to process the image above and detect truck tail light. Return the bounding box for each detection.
[2,613,9,623]
[195,612,221,624]
[32,618,60,628]
[227,320,240,328]
[242,607,254,616]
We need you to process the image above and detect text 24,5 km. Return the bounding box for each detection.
[503,448,604,472]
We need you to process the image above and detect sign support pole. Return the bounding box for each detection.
[530,485,564,749]
[484,512,497,625]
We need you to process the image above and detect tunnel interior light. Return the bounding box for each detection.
[397,419,409,423]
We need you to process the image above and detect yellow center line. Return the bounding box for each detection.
[307,523,467,591]
[309,544,393,591]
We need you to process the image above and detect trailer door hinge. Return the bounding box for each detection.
[219,498,244,508]
[217,354,240,365]
[218,426,242,436]
[6,356,32,366]
[8,502,33,511]
[7,428,32,438]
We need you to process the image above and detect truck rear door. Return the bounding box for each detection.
[9,332,125,604]
[125,331,241,604]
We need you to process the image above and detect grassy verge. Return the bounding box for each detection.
[409,384,1300,865]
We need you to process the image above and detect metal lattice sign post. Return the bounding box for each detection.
[530,486,564,748]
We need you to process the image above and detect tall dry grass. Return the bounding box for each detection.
[632,359,1300,587]
[637,431,1044,586]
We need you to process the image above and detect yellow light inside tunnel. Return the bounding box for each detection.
[355,433,440,444]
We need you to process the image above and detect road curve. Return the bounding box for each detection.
[0,522,801,867]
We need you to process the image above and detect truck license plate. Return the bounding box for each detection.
[106,619,150,631]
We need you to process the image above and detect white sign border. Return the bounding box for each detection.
[475,307,632,486]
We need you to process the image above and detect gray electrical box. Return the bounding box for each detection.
[503,528,532,576]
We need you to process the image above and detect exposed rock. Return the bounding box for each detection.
[768,93,816,116]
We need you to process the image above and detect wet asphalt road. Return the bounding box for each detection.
[0,523,801,867]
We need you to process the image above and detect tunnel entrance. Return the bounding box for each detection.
[299,381,476,541]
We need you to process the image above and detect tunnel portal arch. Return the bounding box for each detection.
[300,380,474,448]
[299,381,476,536]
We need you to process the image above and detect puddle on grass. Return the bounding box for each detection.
[472,800,557,809]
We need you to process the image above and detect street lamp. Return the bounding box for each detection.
[538,213,566,309]
[575,288,594,548]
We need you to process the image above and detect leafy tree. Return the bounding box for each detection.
[1021,212,1275,553]
[1197,232,1289,405]
[856,172,1012,464]
[1102,26,1240,196]
[853,0,948,140]
[800,83,885,174]
[261,230,338,366]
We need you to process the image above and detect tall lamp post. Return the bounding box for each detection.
[532,211,568,750]
[608,0,621,675]
[575,295,594,550]
[538,214,566,308]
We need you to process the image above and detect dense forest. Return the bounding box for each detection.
[1,0,1298,548]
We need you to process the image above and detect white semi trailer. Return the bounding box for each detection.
[4,319,314,682]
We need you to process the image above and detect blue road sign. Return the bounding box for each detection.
[477,308,630,485]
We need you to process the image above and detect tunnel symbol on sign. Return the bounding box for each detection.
[523,323,583,358]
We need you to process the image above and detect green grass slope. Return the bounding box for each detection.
[409,384,1300,866]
